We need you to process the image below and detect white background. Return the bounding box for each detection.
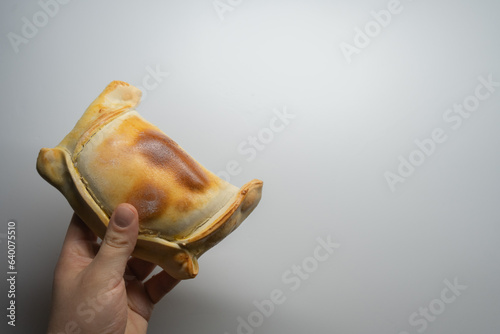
[1,0,500,333]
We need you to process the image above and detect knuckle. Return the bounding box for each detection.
[104,234,131,250]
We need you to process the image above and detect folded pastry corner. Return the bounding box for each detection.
[37,80,263,279]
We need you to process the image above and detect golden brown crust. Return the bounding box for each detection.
[75,111,236,240]
[182,179,264,257]
[60,81,141,154]
[36,81,263,279]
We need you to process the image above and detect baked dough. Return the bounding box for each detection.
[37,81,263,279]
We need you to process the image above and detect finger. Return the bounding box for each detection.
[125,280,154,321]
[60,213,98,259]
[144,270,180,304]
[127,258,157,281]
[90,204,139,281]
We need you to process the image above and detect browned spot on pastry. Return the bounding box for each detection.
[135,129,210,192]
[126,182,168,223]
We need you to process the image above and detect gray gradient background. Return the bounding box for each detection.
[1,0,500,333]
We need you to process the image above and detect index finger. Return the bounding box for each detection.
[59,213,98,259]
[144,270,181,304]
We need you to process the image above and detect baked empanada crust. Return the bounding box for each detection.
[37,81,263,279]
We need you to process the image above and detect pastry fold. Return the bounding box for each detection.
[37,81,263,279]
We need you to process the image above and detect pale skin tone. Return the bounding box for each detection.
[47,203,180,334]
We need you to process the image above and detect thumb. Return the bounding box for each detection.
[91,203,139,279]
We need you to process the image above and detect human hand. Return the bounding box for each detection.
[47,203,180,334]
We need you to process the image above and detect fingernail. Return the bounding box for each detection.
[114,205,135,228]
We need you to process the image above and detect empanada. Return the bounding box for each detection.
[37,81,263,279]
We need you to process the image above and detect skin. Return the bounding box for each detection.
[47,203,180,334]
